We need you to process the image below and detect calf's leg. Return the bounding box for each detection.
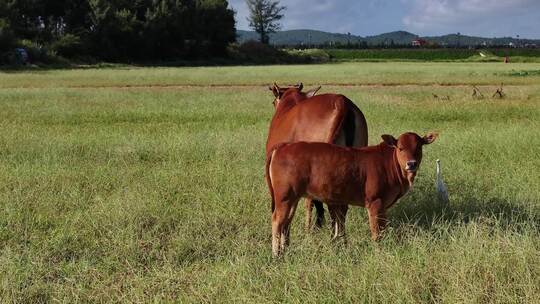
[367,199,387,241]
[281,199,299,249]
[272,198,299,257]
[328,204,348,241]
[304,199,313,231]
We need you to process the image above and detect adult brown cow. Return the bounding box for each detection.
[266,132,438,256]
[266,83,368,233]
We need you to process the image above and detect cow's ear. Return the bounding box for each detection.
[305,86,321,98]
[381,134,397,147]
[270,83,280,97]
[423,132,438,145]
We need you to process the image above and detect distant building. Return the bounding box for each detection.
[412,38,427,47]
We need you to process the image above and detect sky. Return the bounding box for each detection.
[228,0,540,39]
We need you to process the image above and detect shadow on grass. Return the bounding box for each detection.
[0,57,319,73]
[0,62,133,73]
[389,188,540,233]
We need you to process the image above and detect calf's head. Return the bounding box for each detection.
[382,132,438,184]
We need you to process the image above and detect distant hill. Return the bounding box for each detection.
[237,29,540,47]
[364,31,418,45]
[425,34,539,47]
[237,29,365,46]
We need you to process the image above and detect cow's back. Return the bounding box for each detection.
[266,94,368,156]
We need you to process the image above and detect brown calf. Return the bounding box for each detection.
[266,132,438,256]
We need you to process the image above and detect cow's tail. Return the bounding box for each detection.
[349,101,368,147]
[330,96,368,148]
[266,143,287,213]
[327,96,347,144]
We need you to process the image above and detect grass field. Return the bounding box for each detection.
[1,62,539,302]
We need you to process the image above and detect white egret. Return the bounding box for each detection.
[436,159,449,204]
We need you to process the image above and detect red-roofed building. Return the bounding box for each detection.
[412,39,427,47]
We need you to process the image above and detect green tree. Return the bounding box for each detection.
[0,12,15,53]
[0,1,10,41]
[86,0,143,60]
[1,0,236,62]
[246,0,285,44]
[192,0,236,56]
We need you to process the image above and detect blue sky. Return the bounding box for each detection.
[228,0,540,38]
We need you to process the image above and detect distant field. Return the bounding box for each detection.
[0,63,539,302]
[324,48,540,62]
[2,62,540,88]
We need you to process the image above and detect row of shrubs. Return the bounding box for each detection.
[324,48,540,61]
[326,48,478,60]
[0,40,70,66]
[1,40,322,67]
[227,41,325,64]
[3,41,540,66]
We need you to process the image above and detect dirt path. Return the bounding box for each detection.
[1,83,532,90]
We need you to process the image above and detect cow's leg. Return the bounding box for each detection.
[305,199,324,231]
[313,200,325,228]
[328,204,348,242]
[367,199,387,241]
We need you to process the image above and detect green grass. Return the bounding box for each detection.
[0,63,539,302]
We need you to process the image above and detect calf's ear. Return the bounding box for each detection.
[381,134,397,147]
[423,132,439,145]
[305,86,321,98]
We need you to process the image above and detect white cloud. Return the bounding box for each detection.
[403,0,540,36]
[228,0,395,35]
[229,0,540,38]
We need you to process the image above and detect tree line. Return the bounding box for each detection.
[0,0,236,62]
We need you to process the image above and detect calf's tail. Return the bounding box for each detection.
[265,143,288,213]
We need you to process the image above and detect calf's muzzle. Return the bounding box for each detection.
[406,160,418,172]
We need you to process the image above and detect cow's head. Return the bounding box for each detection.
[269,83,321,108]
[381,132,438,184]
